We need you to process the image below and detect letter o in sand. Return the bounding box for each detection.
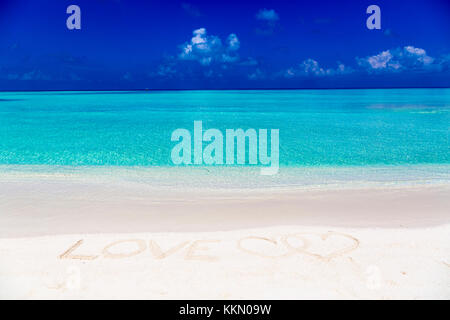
[102,239,146,259]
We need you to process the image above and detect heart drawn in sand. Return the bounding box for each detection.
[281,231,359,260]
[238,236,307,259]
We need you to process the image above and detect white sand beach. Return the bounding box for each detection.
[0,166,449,299]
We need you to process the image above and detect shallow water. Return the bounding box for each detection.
[0,89,449,167]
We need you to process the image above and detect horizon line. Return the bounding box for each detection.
[1,86,450,93]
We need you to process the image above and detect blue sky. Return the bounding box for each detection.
[1,0,449,90]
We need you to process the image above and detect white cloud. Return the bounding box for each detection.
[221,54,239,63]
[358,46,435,72]
[178,28,240,66]
[301,59,328,76]
[255,8,279,35]
[284,59,352,78]
[248,68,265,80]
[404,46,434,65]
[227,34,240,51]
[256,9,279,22]
[366,50,395,69]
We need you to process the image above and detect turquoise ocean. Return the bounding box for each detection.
[0,89,449,188]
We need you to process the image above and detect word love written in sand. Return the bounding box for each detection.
[59,231,359,262]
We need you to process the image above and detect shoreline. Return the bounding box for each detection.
[1,165,449,238]
[1,163,449,189]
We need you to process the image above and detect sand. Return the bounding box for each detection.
[0,168,449,299]
[1,225,449,299]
